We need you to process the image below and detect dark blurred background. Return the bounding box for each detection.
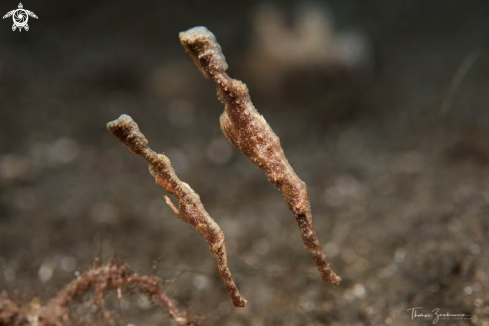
[1,0,488,325]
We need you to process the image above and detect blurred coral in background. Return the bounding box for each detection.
[249,3,371,86]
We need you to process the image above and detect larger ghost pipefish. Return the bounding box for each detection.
[179,26,341,285]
